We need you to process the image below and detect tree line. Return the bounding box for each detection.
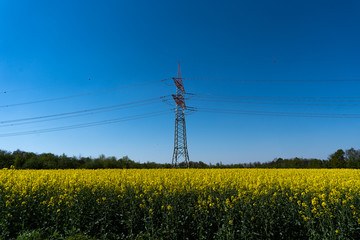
[0,148,359,169]
[0,150,170,169]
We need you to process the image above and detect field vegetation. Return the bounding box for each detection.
[1,168,360,239]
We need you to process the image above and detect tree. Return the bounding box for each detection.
[329,149,346,168]
[14,155,26,169]
[23,156,44,169]
[103,157,117,168]
[308,159,323,168]
[0,150,14,168]
[345,148,360,168]
[39,153,58,169]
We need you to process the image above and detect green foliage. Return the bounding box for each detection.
[0,150,14,168]
[329,149,346,168]
[1,148,360,169]
[16,229,42,240]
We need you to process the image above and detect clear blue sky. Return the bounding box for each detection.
[1,0,360,164]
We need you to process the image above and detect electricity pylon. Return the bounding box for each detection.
[172,62,190,168]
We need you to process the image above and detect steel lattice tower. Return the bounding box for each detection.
[172,62,190,168]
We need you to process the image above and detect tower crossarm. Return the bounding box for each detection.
[172,94,187,109]
[172,77,186,94]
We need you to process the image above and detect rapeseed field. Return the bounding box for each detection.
[1,168,360,239]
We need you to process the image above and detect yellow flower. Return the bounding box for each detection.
[302,215,309,221]
[311,197,318,206]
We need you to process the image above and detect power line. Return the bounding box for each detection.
[189,98,360,107]
[188,93,360,102]
[0,78,170,108]
[196,108,360,119]
[0,96,170,125]
[183,78,360,82]
[0,100,167,128]
[0,110,173,137]
[186,93,360,106]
